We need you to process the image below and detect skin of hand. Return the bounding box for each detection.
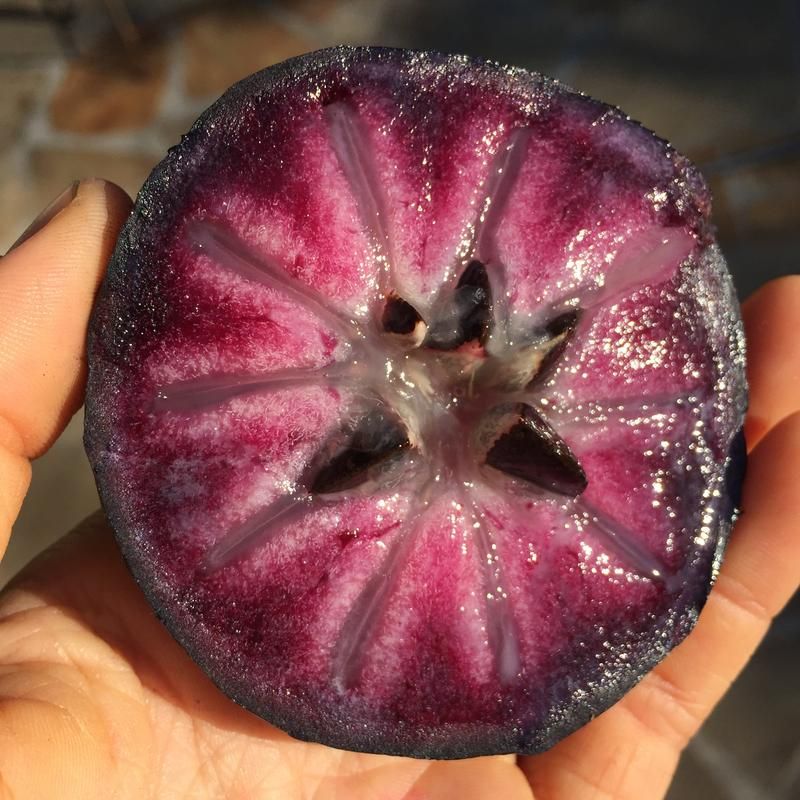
[0,179,798,800]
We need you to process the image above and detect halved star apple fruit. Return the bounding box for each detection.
[85,46,747,759]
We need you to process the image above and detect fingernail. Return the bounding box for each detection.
[6,181,80,254]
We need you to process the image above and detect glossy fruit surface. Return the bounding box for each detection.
[85,46,747,758]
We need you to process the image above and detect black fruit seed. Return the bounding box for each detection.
[425,260,493,350]
[382,293,425,342]
[529,309,581,386]
[456,260,493,342]
[310,408,411,495]
[485,403,587,497]
[545,309,580,338]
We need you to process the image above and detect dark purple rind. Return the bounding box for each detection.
[85,46,747,759]
[724,429,747,515]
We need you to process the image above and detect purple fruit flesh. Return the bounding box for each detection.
[85,47,747,759]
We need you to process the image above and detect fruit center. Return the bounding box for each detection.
[302,265,587,501]
[154,218,588,507]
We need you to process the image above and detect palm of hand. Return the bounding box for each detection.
[2,514,531,800]
[1,181,798,800]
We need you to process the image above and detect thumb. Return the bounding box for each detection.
[0,179,132,560]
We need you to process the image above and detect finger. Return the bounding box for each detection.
[742,276,800,448]
[0,179,131,457]
[521,411,800,799]
[630,409,800,739]
[312,756,530,800]
[0,180,132,560]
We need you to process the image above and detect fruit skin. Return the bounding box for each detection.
[84,46,747,759]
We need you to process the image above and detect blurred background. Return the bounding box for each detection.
[0,1,798,797]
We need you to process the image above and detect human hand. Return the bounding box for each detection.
[0,180,797,799]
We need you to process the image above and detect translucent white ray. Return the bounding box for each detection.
[573,498,672,585]
[543,389,710,430]
[187,219,358,344]
[329,523,417,692]
[202,491,317,574]
[543,227,697,322]
[153,363,356,412]
[464,492,521,686]
[473,127,532,352]
[330,494,430,693]
[586,228,696,310]
[474,126,532,267]
[324,102,394,303]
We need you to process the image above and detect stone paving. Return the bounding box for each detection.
[0,1,797,797]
